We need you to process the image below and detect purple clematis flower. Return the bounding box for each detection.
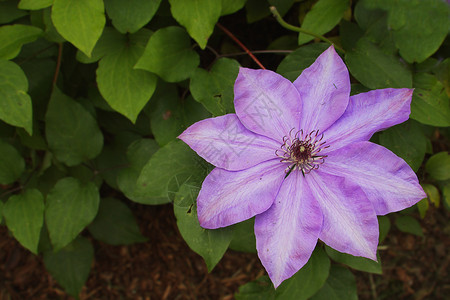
[178,46,426,287]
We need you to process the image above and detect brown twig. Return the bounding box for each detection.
[216,23,266,69]
[52,43,63,88]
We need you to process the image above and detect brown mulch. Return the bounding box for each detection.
[1,202,449,300]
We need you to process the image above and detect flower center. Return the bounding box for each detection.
[275,129,329,176]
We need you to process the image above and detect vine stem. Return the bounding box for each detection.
[216,23,266,69]
[52,43,63,88]
[270,6,345,54]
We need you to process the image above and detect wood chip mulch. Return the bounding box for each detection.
[1,201,449,300]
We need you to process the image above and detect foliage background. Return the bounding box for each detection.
[0,0,449,298]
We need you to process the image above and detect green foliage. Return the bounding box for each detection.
[235,248,331,299]
[43,237,94,298]
[19,0,53,10]
[229,218,257,253]
[135,26,200,82]
[88,197,147,245]
[96,28,157,122]
[345,38,412,89]
[298,0,349,45]
[0,139,25,185]
[379,120,427,172]
[136,140,206,199]
[310,265,358,300]
[364,0,449,63]
[277,43,332,81]
[426,152,450,181]
[395,215,424,237]
[190,58,240,116]
[0,1,448,297]
[169,0,221,49]
[174,182,233,271]
[275,247,331,299]
[3,189,45,254]
[0,24,42,60]
[51,0,106,56]
[0,1,28,23]
[325,246,382,274]
[45,177,100,251]
[411,73,450,127]
[104,0,161,34]
[0,60,33,134]
[45,88,103,166]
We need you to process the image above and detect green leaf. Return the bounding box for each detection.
[135,26,200,82]
[339,20,364,51]
[169,0,221,49]
[45,177,100,251]
[426,152,450,181]
[229,218,256,253]
[310,265,358,300]
[51,0,106,56]
[410,73,450,127]
[117,139,168,205]
[417,198,429,219]
[0,60,33,134]
[0,138,25,185]
[345,38,412,89]
[190,58,240,116]
[369,0,449,63]
[236,247,330,299]
[276,247,331,299]
[136,140,208,200]
[76,27,125,64]
[421,184,440,210]
[0,24,42,60]
[148,82,210,146]
[325,246,382,274]
[174,182,232,271]
[104,0,161,34]
[42,7,66,43]
[235,276,276,300]
[88,198,147,245]
[379,120,427,172]
[442,184,450,209]
[96,29,157,123]
[378,215,390,243]
[221,0,246,15]
[298,0,350,45]
[277,43,330,81]
[19,0,53,10]
[3,189,44,254]
[45,88,103,166]
[43,237,94,298]
[395,215,423,237]
[245,0,270,23]
[0,1,28,24]
[354,1,396,53]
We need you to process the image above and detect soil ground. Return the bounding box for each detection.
[1,201,449,300]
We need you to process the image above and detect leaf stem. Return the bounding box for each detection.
[269,6,345,53]
[216,23,266,69]
[52,43,63,89]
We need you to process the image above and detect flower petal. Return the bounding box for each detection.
[179,114,279,171]
[307,171,378,260]
[293,46,350,133]
[255,171,322,288]
[322,141,426,215]
[234,68,302,141]
[324,88,413,152]
[197,159,286,229]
